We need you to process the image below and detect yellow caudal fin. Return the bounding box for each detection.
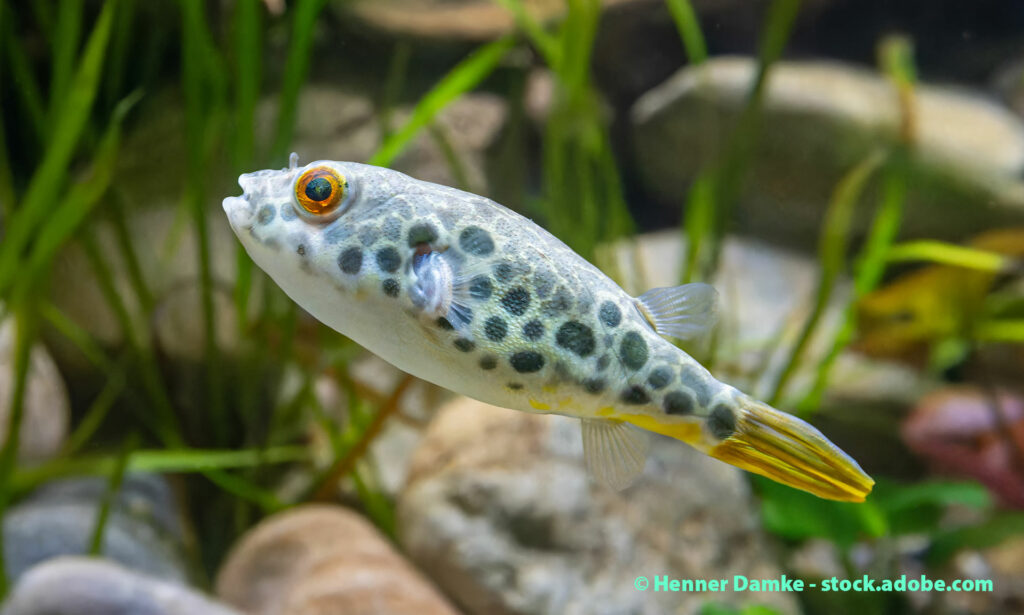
[707,396,874,502]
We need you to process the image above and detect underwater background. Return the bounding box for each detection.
[1,0,1024,613]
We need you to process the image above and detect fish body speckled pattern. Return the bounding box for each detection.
[224,155,874,501]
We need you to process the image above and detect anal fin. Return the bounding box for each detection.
[636,283,718,341]
[581,419,649,490]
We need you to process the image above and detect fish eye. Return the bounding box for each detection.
[294,166,346,218]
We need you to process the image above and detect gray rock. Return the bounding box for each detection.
[0,314,69,462]
[338,0,641,42]
[0,557,240,615]
[3,475,187,583]
[398,397,798,615]
[632,57,1024,248]
[216,504,461,615]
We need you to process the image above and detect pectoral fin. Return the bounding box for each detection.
[410,251,487,337]
[581,419,649,490]
[636,283,718,341]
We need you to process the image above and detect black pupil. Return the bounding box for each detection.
[305,177,332,202]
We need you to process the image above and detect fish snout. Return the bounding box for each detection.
[222,177,255,230]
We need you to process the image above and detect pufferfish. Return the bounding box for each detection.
[223,154,874,501]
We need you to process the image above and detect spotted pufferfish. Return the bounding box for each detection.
[223,154,874,501]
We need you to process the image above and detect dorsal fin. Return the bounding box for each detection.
[635,283,718,341]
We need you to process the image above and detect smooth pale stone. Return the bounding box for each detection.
[0,557,241,615]
[397,397,798,615]
[632,56,1024,248]
[216,504,460,615]
[3,475,187,583]
[0,315,69,462]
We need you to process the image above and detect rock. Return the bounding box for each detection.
[398,397,798,615]
[340,0,639,42]
[632,57,1024,248]
[0,557,241,615]
[0,315,69,462]
[3,475,187,583]
[216,504,460,615]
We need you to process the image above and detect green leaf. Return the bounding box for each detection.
[370,36,515,168]
[927,513,1024,566]
[11,446,311,493]
[886,240,1011,272]
[755,475,887,546]
[665,0,707,65]
[270,0,328,163]
[0,0,118,295]
[768,150,885,405]
[49,0,84,125]
[13,91,142,301]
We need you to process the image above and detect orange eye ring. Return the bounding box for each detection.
[295,166,346,216]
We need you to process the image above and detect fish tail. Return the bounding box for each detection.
[705,395,874,502]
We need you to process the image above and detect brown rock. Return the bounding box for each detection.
[216,505,460,615]
[398,397,799,615]
[344,0,638,42]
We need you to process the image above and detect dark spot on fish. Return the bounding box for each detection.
[555,321,595,357]
[437,317,455,331]
[508,382,524,391]
[680,365,713,406]
[257,205,275,225]
[484,317,508,342]
[381,216,402,241]
[647,367,672,390]
[469,276,493,301]
[510,351,544,373]
[382,278,400,297]
[437,208,458,231]
[596,354,611,372]
[599,301,621,327]
[324,224,354,244]
[583,378,605,394]
[338,247,363,275]
[619,331,648,370]
[501,287,530,316]
[494,263,515,282]
[479,355,497,370]
[296,244,306,256]
[708,404,736,439]
[459,226,495,256]
[376,246,401,273]
[407,223,438,247]
[359,226,379,246]
[620,386,650,405]
[523,320,544,340]
[280,204,297,221]
[663,391,693,415]
[454,338,475,353]
[533,269,556,299]
[542,288,572,316]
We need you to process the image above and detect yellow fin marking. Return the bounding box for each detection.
[529,399,551,411]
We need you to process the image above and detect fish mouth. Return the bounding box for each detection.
[222,192,254,231]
